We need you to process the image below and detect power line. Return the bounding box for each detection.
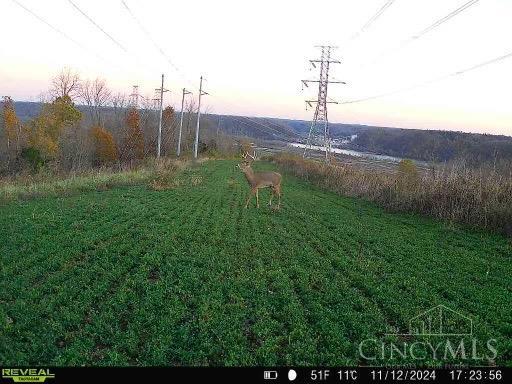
[67,0,128,53]
[348,0,395,42]
[120,1,176,70]
[205,88,304,139]
[340,0,395,56]
[66,0,161,75]
[13,2,296,153]
[412,0,479,40]
[11,0,142,79]
[201,97,299,139]
[206,89,301,139]
[11,0,102,62]
[13,0,320,144]
[453,50,512,75]
[341,49,512,105]
[362,0,480,68]
[120,0,197,90]
[120,0,318,139]
[237,116,297,139]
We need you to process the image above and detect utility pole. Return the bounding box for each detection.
[155,74,169,158]
[193,76,208,159]
[177,87,192,157]
[302,45,344,162]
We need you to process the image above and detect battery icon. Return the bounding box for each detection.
[264,371,278,380]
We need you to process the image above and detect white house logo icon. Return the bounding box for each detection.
[408,305,473,336]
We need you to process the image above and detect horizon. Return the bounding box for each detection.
[2,0,512,136]
[12,99,512,139]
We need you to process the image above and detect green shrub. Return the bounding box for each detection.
[21,147,45,171]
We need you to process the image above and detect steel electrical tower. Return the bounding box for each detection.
[302,45,344,162]
[129,85,139,108]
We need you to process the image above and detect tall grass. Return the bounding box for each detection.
[273,154,512,236]
[0,158,186,202]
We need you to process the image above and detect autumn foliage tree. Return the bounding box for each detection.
[90,126,118,165]
[24,95,82,160]
[2,96,21,152]
[122,107,144,162]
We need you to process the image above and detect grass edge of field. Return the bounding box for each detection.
[2,157,510,245]
[0,158,195,203]
[264,160,512,245]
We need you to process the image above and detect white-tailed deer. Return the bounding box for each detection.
[237,152,282,209]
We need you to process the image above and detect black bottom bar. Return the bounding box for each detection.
[0,366,509,384]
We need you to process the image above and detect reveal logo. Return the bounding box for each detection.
[2,369,55,383]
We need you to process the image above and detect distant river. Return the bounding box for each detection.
[288,143,404,163]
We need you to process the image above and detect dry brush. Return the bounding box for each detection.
[272,154,512,236]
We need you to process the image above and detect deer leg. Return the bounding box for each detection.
[276,185,281,208]
[256,189,259,208]
[269,188,274,206]
[244,188,255,208]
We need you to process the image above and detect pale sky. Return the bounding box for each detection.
[1,0,511,135]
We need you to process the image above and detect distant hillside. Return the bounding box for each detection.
[10,102,366,141]
[262,118,371,137]
[12,101,43,121]
[205,115,512,165]
[352,128,512,164]
[12,102,301,142]
[11,101,512,165]
[203,115,300,142]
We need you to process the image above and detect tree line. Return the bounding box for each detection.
[0,68,232,176]
[352,127,512,168]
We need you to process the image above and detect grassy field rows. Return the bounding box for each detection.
[1,160,511,366]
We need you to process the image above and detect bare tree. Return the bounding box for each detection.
[59,119,91,172]
[51,67,81,101]
[183,98,197,152]
[111,92,127,118]
[139,97,158,156]
[79,78,111,126]
[108,92,128,146]
[37,91,51,104]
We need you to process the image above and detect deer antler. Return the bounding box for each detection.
[241,151,255,161]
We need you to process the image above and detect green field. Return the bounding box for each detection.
[1,160,511,366]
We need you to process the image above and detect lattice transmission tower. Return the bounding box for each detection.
[302,45,344,162]
[129,85,139,108]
